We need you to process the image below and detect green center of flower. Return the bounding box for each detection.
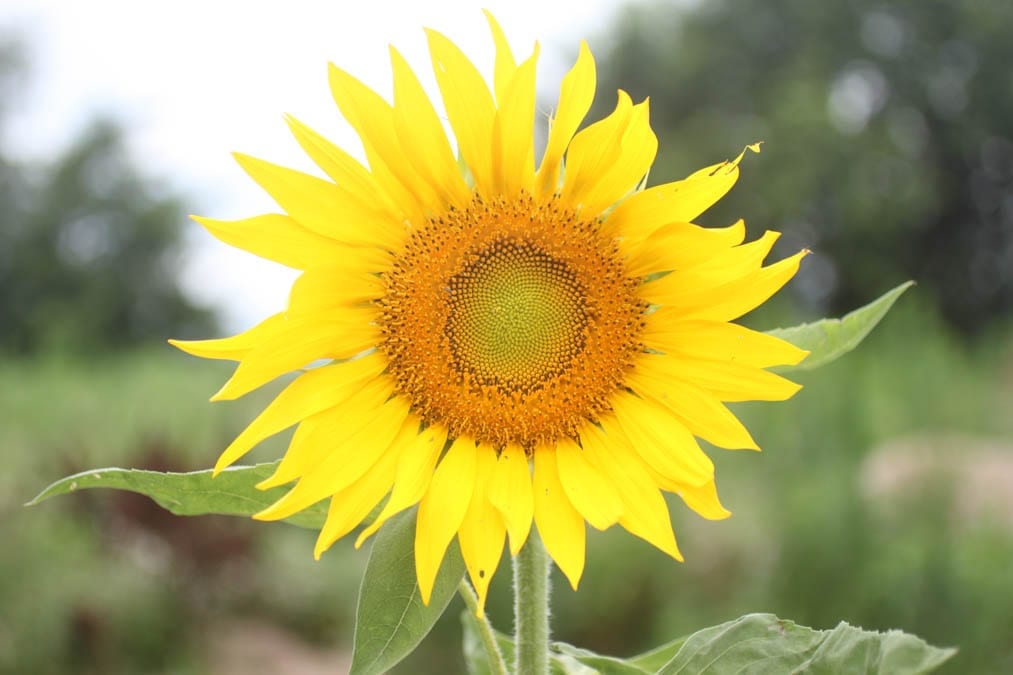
[446,239,588,390]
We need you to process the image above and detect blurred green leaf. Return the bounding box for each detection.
[552,642,650,674]
[768,281,913,371]
[657,613,955,674]
[26,463,328,529]
[350,509,465,675]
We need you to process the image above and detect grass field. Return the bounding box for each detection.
[3,300,1011,674]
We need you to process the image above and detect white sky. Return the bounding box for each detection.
[1,0,622,330]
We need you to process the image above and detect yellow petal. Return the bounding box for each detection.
[426,29,496,198]
[555,437,623,530]
[626,360,759,451]
[458,444,506,614]
[559,91,633,213]
[254,395,411,521]
[355,423,448,547]
[576,99,658,218]
[415,435,477,605]
[484,9,517,104]
[390,46,471,208]
[652,230,781,296]
[603,146,760,241]
[676,478,731,521]
[327,63,442,217]
[312,419,410,559]
[216,352,386,471]
[233,153,405,251]
[323,75,421,225]
[607,392,715,487]
[255,377,395,486]
[488,443,533,555]
[284,114,398,219]
[169,312,286,362]
[641,318,809,369]
[211,309,380,401]
[641,250,808,321]
[579,424,682,560]
[536,41,595,198]
[492,45,538,197]
[193,213,384,271]
[620,219,746,277]
[532,443,585,590]
[287,263,385,315]
[643,354,803,403]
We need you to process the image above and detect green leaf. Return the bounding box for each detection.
[350,508,466,675]
[768,281,913,372]
[552,642,650,674]
[627,635,690,672]
[657,613,956,674]
[26,463,328,529]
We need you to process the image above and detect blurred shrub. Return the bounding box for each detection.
[591,0,1013,334]
[0,39,216,355]
[1,348,361,675]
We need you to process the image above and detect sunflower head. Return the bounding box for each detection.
[171,11,807,612]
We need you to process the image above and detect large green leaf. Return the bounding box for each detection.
[657,613,955,674]
[552,642,650,674]
[768,281,913,372]
[26,463,328,529]
[627,635,690,672]
[350,508,466,675]
[463,614,952,675]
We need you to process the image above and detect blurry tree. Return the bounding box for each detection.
[591,0,1013,333]
[0,38,216,354]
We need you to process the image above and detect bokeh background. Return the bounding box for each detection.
[2,0,1011,673]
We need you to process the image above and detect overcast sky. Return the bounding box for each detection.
[1,0,624,330]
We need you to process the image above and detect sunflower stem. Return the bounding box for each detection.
[458,579,509,675]
[513,529,551,675]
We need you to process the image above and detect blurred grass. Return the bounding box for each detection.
[3,302,1012,674]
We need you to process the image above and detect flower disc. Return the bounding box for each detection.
[446,238,588,388]
[379,195,647,448]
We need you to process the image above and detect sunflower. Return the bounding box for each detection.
[171,12,807,612]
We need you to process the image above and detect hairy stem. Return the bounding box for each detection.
[513,529,551,675]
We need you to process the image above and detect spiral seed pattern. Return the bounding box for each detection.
[378,194,646,449]
[446,240,587,390]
